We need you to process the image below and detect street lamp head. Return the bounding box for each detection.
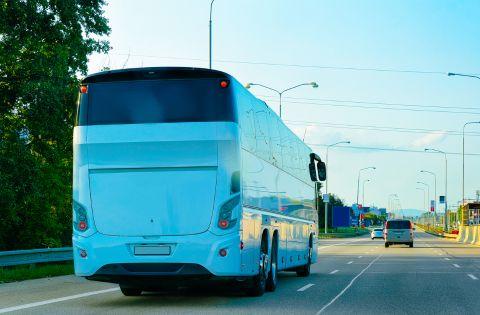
[310,82,319,88]
[245,83,252,89]
[447,72,456,77]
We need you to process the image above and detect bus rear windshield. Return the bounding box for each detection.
[386,221,411,229]
[76,79,236,126]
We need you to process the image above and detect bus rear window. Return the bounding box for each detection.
[76,79,236,126]
[386,221,411,229]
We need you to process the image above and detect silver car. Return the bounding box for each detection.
[384,219,414,248]
[371,228,384,240]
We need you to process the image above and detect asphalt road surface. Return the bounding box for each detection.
[1,230,480,315]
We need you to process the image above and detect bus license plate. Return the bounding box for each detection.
[134,245,171,256]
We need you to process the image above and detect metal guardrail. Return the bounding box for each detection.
[0,247,73,267]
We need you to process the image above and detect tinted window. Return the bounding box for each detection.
[386,221,411,229]
[77,79,236,125]
[374,228,383,232]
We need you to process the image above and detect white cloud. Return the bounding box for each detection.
[412,131,447,147]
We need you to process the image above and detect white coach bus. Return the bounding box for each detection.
[73,67,326,296]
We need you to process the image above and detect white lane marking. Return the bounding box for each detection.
[329,270,339,274]
[358,256,363,258]
[318,239,365,250]
[347,261,353,265]
[297,283,315,292]
[468,274,478,280]
[0,287,119,314]
[453,264,461,268]
[316,255,382,314]
[444,257,450,261]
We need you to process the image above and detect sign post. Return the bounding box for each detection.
[323,194,330,234]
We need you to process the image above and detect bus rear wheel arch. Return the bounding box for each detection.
[266,231,279,292]
[247,230,269,296]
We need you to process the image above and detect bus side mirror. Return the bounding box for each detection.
[317,161,326,181]
[309,162,318,182]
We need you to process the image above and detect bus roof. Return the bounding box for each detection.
[81,67,232,84]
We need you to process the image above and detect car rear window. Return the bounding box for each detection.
[386,221,411,229]
[374,228,383,231]
[76,79,236,126]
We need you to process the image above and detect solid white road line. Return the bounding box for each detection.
[467,274,478,280]
[316,255,382,314]
[0,287,120,314]
[444,257,450,261]
[297,283,315,292]
[453,264,461,268]
[329,270,339,274]
[358,256,363,258]
[347,261,353,265]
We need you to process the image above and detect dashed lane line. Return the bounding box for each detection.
[453,264,461,268]
[316,255,382,314]
[297,283,315,292]
[347,261,353,265]
[468,274,478,280]
[0,288,120,314]
[329,270,339,274]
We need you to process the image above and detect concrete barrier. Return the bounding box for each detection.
[475,226,480,246]
[469,226,477,245]
[456,225,464,242]
[456,225,480,246]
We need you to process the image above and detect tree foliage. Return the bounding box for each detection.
[0,0,110,250]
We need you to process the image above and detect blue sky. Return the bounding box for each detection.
[87,0,480,212]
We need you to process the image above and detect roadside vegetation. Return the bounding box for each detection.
[0,0,110,250]
[0,263,73,283]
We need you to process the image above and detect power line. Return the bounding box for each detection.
[259,95,480,112]
[307,143,480,156]
[262,99,480,115]
[285,120,480,137]
[110,52,480,77]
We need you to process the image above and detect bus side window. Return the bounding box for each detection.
[237,90,256,152]
[253,107,271,162]
[268,112,282,168]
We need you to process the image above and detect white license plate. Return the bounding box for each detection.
[134,245,171,256]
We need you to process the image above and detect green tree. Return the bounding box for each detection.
[0,0,110,250]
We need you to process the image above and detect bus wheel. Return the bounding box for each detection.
[266,238,278,292]
[296,242,312,277]
[120,285,142,296]
[248,244,268,296]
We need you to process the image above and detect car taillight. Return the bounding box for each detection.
[218,195,240,229]
[73,201,89,232]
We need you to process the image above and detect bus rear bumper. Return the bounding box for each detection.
[73,231,249,282]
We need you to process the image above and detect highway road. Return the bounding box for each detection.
[1,230,480,314]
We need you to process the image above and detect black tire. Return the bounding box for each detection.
[266,238,278,292]
[120,286,142,296]
[296,237,312,277]
[248,237,268,297]
[409,242,414,248]
[385,242,389,248]
[371,237,374,240]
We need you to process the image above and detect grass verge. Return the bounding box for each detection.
[0,262,73,284]
[318,228,370,239]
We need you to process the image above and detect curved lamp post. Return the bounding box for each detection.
[245,82,318,118]
[425,148,448,231]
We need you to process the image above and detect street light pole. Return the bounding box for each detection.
[417,181,430,212]
[322,140,350,234]
[362,179,370,206]
[447,72,480,80]
[416,187,426,212]
[245,82,318,118]
[462,122,480,206]
[421,170,437,226]
[209,0,215,69]
[326,141,350,194]
[425,148,448,231]
[356,167,375,226]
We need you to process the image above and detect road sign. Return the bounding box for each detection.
[439,196,445,204]
[322,194,330,203]
[430,200,435,212]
